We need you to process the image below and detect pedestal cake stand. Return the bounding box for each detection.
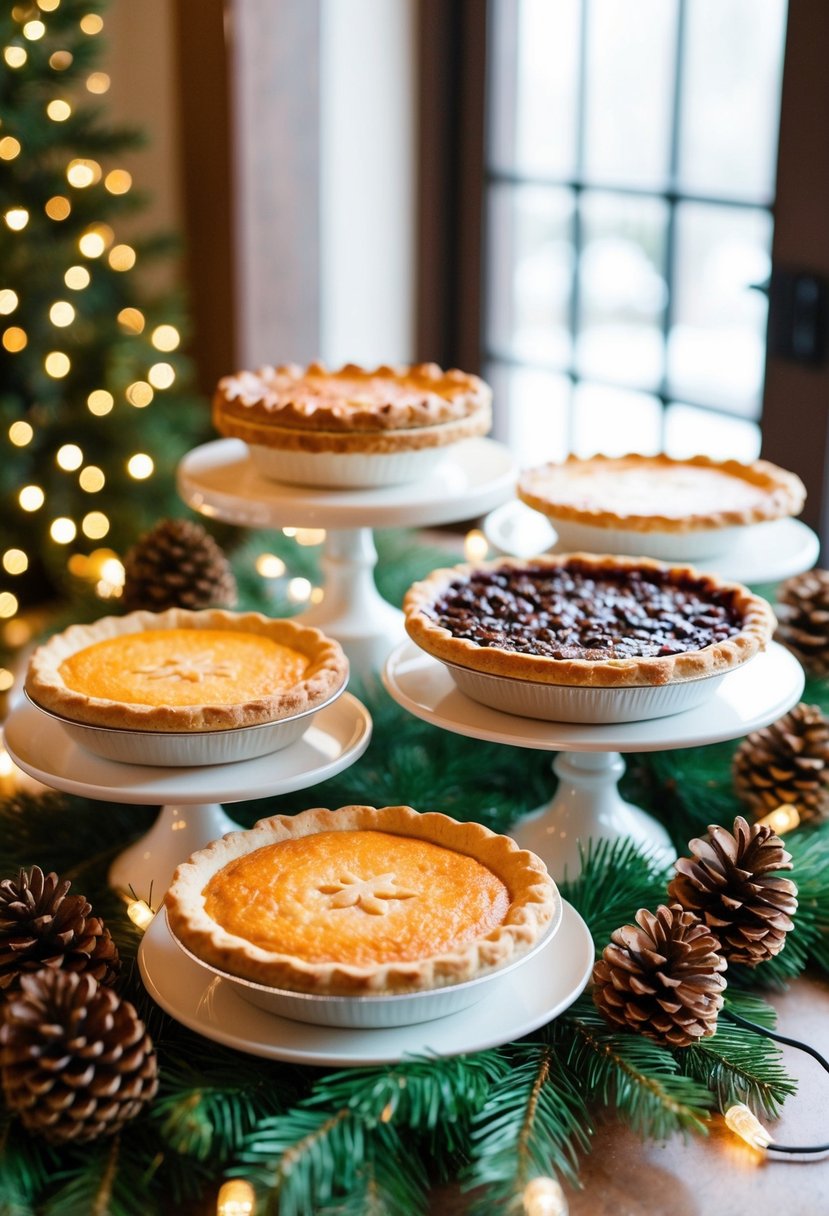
[4,694,372,901]
[177,437,516,676]
[383,641,804,879]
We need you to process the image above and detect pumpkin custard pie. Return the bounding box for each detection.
[403,554,775,688]
[165,804,558,995]
[25,607,348,733]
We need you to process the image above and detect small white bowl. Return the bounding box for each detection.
[25,684,346,768]
[165,901,563,1028]
[444,661,731,724]
[248,445,447,489]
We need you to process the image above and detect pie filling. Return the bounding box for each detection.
[528,466,772,518]
[58,629,310,708]
[221,367,468,415]
[427,561,744,662]
[202,830,511,967]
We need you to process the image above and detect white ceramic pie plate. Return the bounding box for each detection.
[547,517,746,560]
[24,682,347,767]
[442,659,733,724]
[248,443,449,489]
[164,896,564,1029]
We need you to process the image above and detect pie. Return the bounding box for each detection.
[403,554,775,688]
[212,361,492,455]
[517,454,806,535]
[24,607,348,732]
[165,804,558,994]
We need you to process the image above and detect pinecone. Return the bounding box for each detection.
[592,904,727,1047]
[776,568,829,675]
[0,866,120,996]
[668,816,798,966]
[0,970,158,1144]
[733,703,829,825]
[122,517,237,612]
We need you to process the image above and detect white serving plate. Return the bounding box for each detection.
[165,895,564,1029]
[549,516,743,560]
[248,443,447,489]
[443,660,731,725]
[138,900,594,1063]
[24,683,346,768]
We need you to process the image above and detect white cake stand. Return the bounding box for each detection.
[483,502,820,584]
[382,641,804,879]
[4,694,372,901]
[177,437,517,676]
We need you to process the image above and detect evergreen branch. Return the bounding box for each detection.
[558,837,672,952]
[555,998,713,1138]
[682,1011,797,1119]
[461,1045,591,1212]
[314,1124,429,1216]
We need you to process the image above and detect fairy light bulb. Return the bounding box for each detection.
[287,577,312,604]
[126,381,153,408]
[3,327,27,352]
[66,159,100,188]
[87,71,110,95]
[127,899,154,931]
[216,1180,255,1215]
[108,244,136,271]
[50,518,76,544]
[47,99,72,122]
[45,351,70,378]
[82,512,109,539]
[50,301,75,327]
[0,289,18,314]
[87,389,113,416]
[57,443,83,471]
[522,1177,568,1216]
[117,308,144,333]
[49,48,72,68]
[724,1104,773,1150]
[0,670,14,693]
[104,168,131,193]
[756,805,801,834]
[79,230,105,258]
[0,592,19,619]
[80,13,104,35]
[38,0,62,11]
[9,421,33,446]
[46,196,72,221]
[464,528,489,562]
[2,549,28,575]
[65,265,90,289]
[99,557,124,586]
[148,362,175,390]
[22,19,45,39]
[294,528,326,547]
[127,454,153,479]
[4,46,27,68]
[5,208,29,231]
[0,136,21,160]
[79,466,105,492]
[19,485,44,512]
[255,554,286,579]
[151,324,180,351]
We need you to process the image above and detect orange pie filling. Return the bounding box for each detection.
[58,629,309,708]
[201,830,511,967]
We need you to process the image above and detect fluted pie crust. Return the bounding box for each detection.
[25,608,348,732]
[403,554,775,688]
[517,453,806,534]
[213,361,492,452]
[165,805,558,995]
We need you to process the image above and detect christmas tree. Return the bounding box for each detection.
[0,0,207,649]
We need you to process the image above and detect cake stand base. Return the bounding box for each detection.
[512,751,675,880]
[108,802,241,902]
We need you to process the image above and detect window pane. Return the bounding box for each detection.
[485,361,571,466]
[486,183,575,369]
[583,0,678,188]
[576,190,668,391]
[488,0,580,178]
[571,382,662,456]
[667,202,771,416]
[677,0,787,201]
[664,403,761,462]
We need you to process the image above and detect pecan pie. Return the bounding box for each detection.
[25,607,347,732]
[518,454,805,535]
[165,804,558,995]
[403,554,775,688]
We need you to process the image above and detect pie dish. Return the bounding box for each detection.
[165,804,558,998]
[212,361,493,487]
[517,454,806,560]
[24,608,348,764]
[403,554,775,722]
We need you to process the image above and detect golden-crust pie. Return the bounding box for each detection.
[403,554,775,688]
[165,804,558,995]
[25,607,348,732]
[212,361,492,453]
[517,454,806,535]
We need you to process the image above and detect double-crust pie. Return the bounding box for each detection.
[25,607,348,732]
[403,554,775,688]
[213,361,492,455]
[517,454,806,535]
[165,804,558,995]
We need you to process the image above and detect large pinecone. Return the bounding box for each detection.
[592,904,727,1048]
[733,703,829,825]
[668,816,798,966]
[0,970,158,1143]
[776,568,829,675]
[122,517,237,612]
[0,867,120,996]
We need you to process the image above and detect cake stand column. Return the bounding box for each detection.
[108,802,241,903]
[512,751,676,879]
[296,528,405,676]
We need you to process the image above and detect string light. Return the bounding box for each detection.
[0,593,18,620]
[127,453,153,479]
[98,555,124,585]
[19,485,44,512]
[46,195,72,220]
[87,389,113,415]
[49,300,75,327]
[309,586,324,604]
[522,1177,568,1216]
[4,47,27,68]
[22,19,45,39]
[38,0,62,11]
[756,804,800,834]
[108,243,136,271]
[44,351,70,377]
[464,529,490,562]
[104,168,131,193]
[82,511,109,539]
[148,362,175,390]
[47,99,72,122]
[56,444,83,471]
[2,549,27,575]
[724,1104,773,1151]
[127,899,154,930]
[5,208,29,231]
[255,554,286,579]
[66,158,101,187]
[3,327,27,352]
[117,307,144,333]
[79,13,104,35]
[0,136,21,159]
[79,230,106,257]
[126,381,153,408]
[50,517,76,544]
[8,421,33,446]
[65,265,90,289]
[3,618,32,647]
[216,1180,255,1215]
[49,49,72,69]
[0,289,19,313]
[79,465,105,492]
[287,577,312,604]
[0,670,14,693]
[87,71,110,94]
[151,324,180,351]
